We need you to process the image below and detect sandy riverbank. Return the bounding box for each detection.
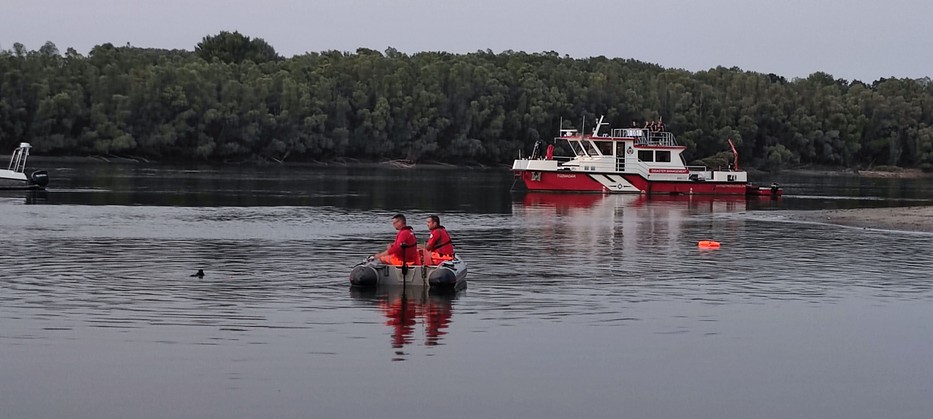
[785,206,933,233]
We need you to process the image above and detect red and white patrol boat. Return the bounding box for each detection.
[512,116,781,197]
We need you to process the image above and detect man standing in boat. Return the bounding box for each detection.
[375,214,421,265]
[423,215,455,265]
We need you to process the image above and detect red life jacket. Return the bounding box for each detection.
[426,226,454,256]
[388,226,421,264]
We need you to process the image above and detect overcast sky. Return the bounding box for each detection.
[2,0,930,82]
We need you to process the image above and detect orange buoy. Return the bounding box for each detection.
[698,240,721,249]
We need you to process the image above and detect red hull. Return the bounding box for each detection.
[516,170,748,195]
[747,186,783,197]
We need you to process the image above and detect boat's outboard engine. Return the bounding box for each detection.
[770,183,780,196]
[29,170,49,188]
[349,265,379,287]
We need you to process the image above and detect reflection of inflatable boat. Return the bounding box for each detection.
[349,255,467,290]
[350,286,458,348]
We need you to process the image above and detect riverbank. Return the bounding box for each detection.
[23,155,933,176]
[783,167,932,179]
[785,206,933,233]
[26,155,496,169]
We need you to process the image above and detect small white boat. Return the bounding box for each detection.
[349,255,468,291]
[1,143,48,190]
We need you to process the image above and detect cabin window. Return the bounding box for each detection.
[637,150,653,162]
[583,141,599,156]
[656,150,671,162]
[553,141,573,158]
[569,141,585,156]
[594,141,614,156]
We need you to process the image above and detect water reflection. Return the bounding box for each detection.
[33,163,516,212]
[517,192,751,214]
[496,191,933,307]
[350,287,458,352]
[511,193,750,261]
[0,190,48,205]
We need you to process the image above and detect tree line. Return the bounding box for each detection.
[2,31,932,170]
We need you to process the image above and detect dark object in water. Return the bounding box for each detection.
[29,170,49,187]
[191,269,204,278]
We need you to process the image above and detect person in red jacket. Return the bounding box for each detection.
[423,215,455,265]
[375,214,421,265]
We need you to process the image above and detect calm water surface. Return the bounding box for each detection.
[2,163,932,419]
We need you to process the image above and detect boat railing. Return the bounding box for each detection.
[8,143,31,173]
[635,132,677,147]
[610,128,647,138]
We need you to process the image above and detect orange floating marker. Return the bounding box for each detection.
[698,240,721,249]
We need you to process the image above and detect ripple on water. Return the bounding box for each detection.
[1,201,931,337]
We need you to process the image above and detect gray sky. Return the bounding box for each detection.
[2,0,930,82]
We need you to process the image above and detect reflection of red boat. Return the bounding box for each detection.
[350,287,457,349]
[519,192,749,209]
[515,192,752,219]
[521,193,606,209]
[512,116,781,197]
[514,192,752,253]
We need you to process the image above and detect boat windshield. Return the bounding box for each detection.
[568,140,586,156]
[583,140,599,156]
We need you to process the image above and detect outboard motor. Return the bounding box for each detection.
[770,183,780,196]
[29,170,49,188]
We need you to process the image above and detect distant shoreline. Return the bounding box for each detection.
[23,156,933,177]
[27,154,932,177]
[786,167,932,179]
[26,155,498,169]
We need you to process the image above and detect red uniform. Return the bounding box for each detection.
[425,226,454,264]
[383,226,421,265]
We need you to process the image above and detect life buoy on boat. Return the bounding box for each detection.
[697,240,721,249]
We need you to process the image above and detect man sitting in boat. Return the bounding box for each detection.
[423,215,455,265]
[375,214,422,266]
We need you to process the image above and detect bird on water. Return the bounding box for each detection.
[191,269,204,278]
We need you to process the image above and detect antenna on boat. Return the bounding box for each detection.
[592,115,607,136]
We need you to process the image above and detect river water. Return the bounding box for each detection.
[1,163,932,419]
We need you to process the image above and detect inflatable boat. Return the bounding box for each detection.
[349,255,468,291]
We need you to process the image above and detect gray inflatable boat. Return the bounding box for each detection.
[349,255,467,290]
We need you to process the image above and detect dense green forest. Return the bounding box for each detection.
[2,31,932,170]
